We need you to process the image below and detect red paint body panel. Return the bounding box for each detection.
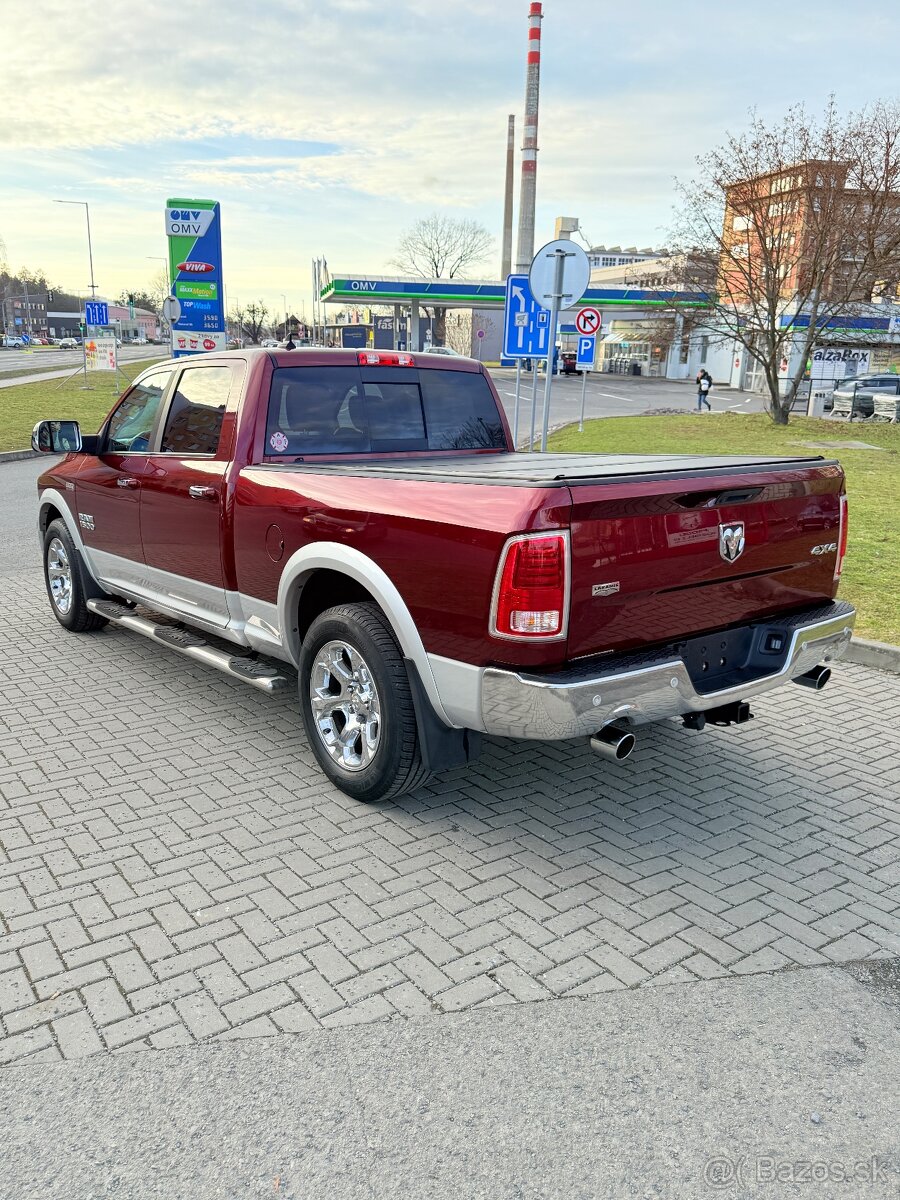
[233,469,570,668]
[566,465,844,658]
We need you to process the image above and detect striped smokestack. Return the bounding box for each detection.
[501,114,515,279]
[515,1,542,273]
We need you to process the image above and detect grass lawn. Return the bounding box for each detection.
[0,359,162,454]
[549,413,900,646]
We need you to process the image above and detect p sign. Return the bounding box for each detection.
[575,307,602,337]
[576,336,595,370]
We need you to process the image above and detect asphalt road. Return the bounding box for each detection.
[488,367,766,437]
[3,455,899,1198]
[0,344,164,381]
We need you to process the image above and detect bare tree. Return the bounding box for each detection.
[670,99,900,424]
[445,310,473,356]
[391,214,493,345]
[242,300,269,345]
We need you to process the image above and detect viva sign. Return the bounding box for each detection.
[165,198,225,357]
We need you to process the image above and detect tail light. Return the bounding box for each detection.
[358,351,415,367]
[490,532,569,640]
[835,493,848,581]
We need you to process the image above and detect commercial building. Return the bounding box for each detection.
[2,292,48,337]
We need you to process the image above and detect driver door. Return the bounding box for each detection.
[75,365,175,592]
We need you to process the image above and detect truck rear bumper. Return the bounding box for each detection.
[478,600,855,741]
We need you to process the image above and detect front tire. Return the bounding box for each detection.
[42,519,107,633]
[299,602,430,803]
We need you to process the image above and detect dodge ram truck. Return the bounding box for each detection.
[34,348,854,802]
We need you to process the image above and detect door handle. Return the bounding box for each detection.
[188,485,218,500]
[117,477,139,489]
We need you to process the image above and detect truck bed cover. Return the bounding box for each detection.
[255,452,834,488]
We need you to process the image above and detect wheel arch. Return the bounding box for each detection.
[277,543,454,727]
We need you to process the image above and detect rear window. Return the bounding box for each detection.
[265,366,505,457]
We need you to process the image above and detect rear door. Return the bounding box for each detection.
[565,463,845,658]
[138,360,245,628]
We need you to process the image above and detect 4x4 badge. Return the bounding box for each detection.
[719,522,745,562]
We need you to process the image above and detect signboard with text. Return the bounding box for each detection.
[85,336,117,372]
[165,198,225,358]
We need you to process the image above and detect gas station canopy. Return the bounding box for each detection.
[319,275,710,309]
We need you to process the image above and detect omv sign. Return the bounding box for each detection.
[165,208,215,237]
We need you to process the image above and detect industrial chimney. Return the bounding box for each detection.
[501,114,515,279]
[515,1,542,273]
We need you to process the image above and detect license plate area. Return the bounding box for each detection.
[678,622,791,694]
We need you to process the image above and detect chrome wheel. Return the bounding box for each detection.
[309,640,382,773]
[47,537,73,615]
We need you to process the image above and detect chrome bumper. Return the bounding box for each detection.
[480,601,855,741]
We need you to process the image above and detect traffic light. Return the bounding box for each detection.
[47,291,55,303]
[128,293,135,304]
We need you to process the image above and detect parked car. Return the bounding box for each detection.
[57,337,78,350]
[830,374,900,419]
[2,335,25,348]
[560,351,578,375]
[425,346,464,357]
[261,338,281,348]
[34,347,853,803]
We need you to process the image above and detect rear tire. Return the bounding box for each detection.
[299,602,430,803]
[42,519,107,633]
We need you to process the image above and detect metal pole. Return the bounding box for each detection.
[529,358,540,450]
[539,250,565,452]
[579,368,588,431]
[85,203,97,298]
[513,357,522,445]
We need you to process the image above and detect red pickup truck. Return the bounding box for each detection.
[34,348,854,802]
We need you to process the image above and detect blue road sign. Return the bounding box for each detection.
[503,274,551,359]
[85,301,109,326]
[576,335,596,369]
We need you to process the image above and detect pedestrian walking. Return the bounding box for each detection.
[696,369,713,411]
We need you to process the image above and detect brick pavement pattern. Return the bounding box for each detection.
[2,573,899,1063]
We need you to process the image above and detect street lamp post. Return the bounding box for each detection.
[281,294,288,342]
[53,200,97,299]
[146,256,171,351]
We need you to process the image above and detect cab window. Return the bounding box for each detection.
[159,365,234,455]
[105,369,173,453]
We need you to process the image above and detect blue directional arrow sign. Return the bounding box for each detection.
[85,301,109,326]
[576,335,596,369]
[503,274,550,359]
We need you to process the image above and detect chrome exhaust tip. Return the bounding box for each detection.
[793,665,831,691]
[590,723,636,762]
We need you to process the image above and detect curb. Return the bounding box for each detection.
[0,449,40,464]
[844,637,900,675]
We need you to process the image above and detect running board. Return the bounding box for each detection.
[87,600,290,693]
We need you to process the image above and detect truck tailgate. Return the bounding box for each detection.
[566,460,845,658]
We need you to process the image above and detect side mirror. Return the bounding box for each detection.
[31,420,83,454]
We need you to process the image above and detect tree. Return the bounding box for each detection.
[670,100,900,424]
[117,289,160,314]
[391,214,493,345]
[242,300,269,344]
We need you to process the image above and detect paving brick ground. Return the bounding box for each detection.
[1,572,899,1063]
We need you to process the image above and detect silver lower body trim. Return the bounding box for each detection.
[479,601,856,741]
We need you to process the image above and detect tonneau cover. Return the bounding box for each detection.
[255,451,831,487]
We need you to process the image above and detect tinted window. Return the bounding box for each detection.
[265,366,504,456]
[420,370,506,449]
[160,366,233,455]
[105,369,173,452]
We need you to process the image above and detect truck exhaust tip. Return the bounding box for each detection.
[793,665,831,691]
[590,724,635,762]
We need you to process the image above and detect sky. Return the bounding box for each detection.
[3,0,899,319]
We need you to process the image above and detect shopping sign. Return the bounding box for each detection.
[165,198,225,357]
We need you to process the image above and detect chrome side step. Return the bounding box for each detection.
[87,600,290,693]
